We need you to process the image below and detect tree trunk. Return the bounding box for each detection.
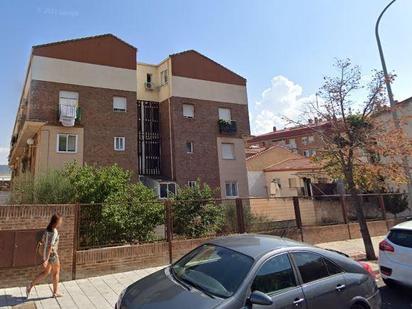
[348,187,377,260]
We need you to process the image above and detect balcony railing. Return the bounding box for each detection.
[218,120,237,134]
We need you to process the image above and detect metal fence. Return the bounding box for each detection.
[77,193,412,251]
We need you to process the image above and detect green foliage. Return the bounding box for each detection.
[221,202,269,233]
[9,171,75,204]
[383,194,409,216]
[172,181,224,238]
[9,173,35,204]
[101,183,164,243]
[61,162,130,203]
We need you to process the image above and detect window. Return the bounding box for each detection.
[57,134,77,153]
[59,91,78,126]
[146,73,152,83]
[218,108,231,121]
[288,178,298,188]
[324,258,343,275]
[225,181,238,197]
[302,135,314,145]
[186,141,193,154]
[303,149,316,157]
[172,245,254,298]
[183,104,194,118]
[114,137,125,151]
[160,182,176,199]
[252,254,297,295]
[188,181,197,188]
[160,69,168,85]
[388,229,412,248]
[291,252,330,283]
[272,178,282,189]
[113,97,127,112]
[222,143,235,160]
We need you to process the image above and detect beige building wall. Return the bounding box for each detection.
[137,59,171,102]
[35,125,84,175]
[246,146,300,171]
[217,137,249,198]
[31,56,136,92]
[264,170,305,197]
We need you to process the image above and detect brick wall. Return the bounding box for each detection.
[29,80,138,177]
[0,205,76,288]
[76,237,213,279]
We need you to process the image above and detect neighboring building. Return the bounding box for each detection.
[247,120,330,157]
[136,50,250,198]
[8,34,250,198]
[246,145,330,197]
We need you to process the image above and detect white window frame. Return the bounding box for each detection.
[114,137,126,151]
[113,97,127,112]
[183,104,195,118]
[188,181,197,188]
[218,108,232,121]
[225,181,239,198]
[56,134,78,153]
[222,143,235,160]
[160,69,168,85]
[159,182,176,199]
[186,141,194,154]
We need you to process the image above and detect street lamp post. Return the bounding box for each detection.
[375,0,412,206]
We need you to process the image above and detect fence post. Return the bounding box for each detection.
[378,194,390,230]
[235,198,246,233]
[292,197,304,241]
[164,200,173,264]
[72,203,80,280]
[340,195,352,239]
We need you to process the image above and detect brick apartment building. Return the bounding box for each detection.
[8,34,250,198]
[247,120,330,158]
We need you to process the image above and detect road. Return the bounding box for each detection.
[378,278,412,308]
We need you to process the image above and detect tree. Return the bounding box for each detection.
[299,59,412,260]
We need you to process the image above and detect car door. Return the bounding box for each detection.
[290,251,348,309]
[249,253,307,309]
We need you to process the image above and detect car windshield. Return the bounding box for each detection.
[171,244,254,298]
[388,229,412,248]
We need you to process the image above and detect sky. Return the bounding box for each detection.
[0,0,411,165]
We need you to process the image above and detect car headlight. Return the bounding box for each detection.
[117,288,127,309]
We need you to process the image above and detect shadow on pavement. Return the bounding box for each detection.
[380,285,412,309]
[0,294,50,308]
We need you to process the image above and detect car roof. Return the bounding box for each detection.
[391,220,412,231]
[207,234,307,259]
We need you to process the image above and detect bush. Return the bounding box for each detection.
[9,171,75,204]
[172,182,224,238]
[101,183,164,243]
[383,194,409,217]
[221,201,268,233]
[61,162,131,203]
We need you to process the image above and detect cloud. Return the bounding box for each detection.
[0,147,9,165]
[251,75,316,135]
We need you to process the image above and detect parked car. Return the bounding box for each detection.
[379,220,412,287]
[116,234,380,309]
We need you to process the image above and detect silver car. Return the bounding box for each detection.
[117,234,381,309]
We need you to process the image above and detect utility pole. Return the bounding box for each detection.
[375,0,412,207]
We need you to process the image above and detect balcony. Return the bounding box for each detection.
[218,120,237,134]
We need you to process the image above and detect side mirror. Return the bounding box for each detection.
[249,290,273,306]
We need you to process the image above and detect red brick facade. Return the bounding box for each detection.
[28,80,138,176]
[159,96,250,188]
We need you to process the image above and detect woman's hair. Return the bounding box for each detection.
[46,214,62,232]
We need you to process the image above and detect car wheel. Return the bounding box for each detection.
[351,303,367,309]
[382,278,396,288]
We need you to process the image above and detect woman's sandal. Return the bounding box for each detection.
[53,292,63,298]
[26,284,32,298]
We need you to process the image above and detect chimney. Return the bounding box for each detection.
[273,126,277,132]
[308,119,313,124]
[314,117,319,124]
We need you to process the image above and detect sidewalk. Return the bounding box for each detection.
[0,236,385,309]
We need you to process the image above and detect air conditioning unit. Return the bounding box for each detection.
[145,82,154,90]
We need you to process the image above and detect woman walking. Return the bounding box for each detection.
[26,214,63,298]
